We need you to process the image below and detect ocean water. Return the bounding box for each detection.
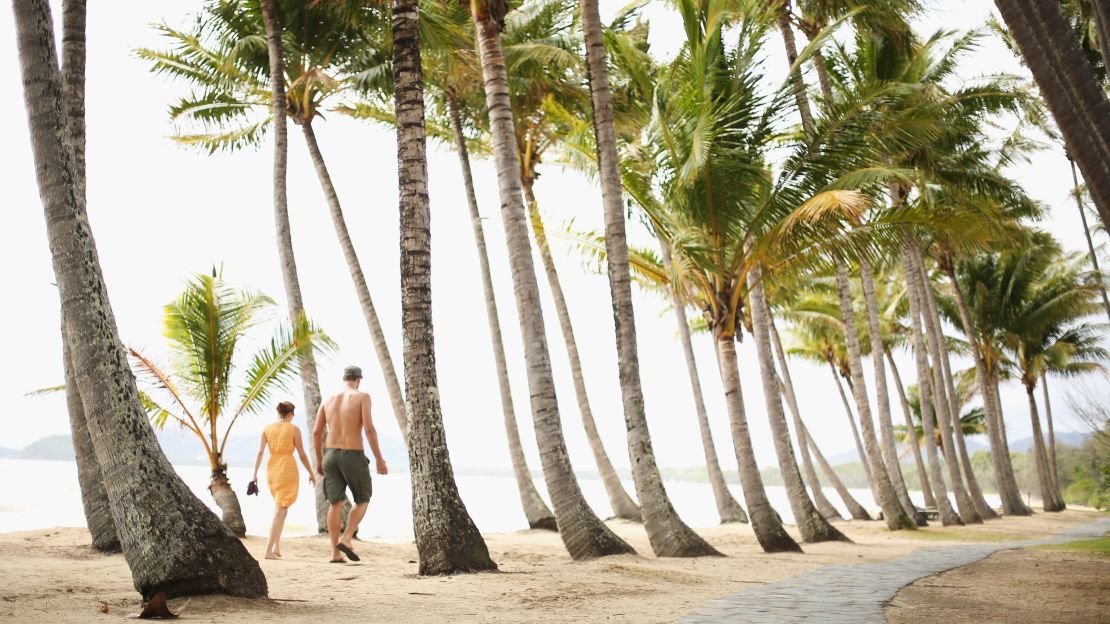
[0,458,989,539]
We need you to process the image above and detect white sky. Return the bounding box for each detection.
[0,1,1099,472]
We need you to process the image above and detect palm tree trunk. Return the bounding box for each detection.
[714,335,802,552]
[859,259,924,525]
[1069,157,1110,323]
[523,184,640,521]
[943,264,1029,516]
[59,0,119,553]
[800,420,872,520]
[763,303,845,520]
[887,350,938,508]
[834,261,915,530]
[393,3,498,573]
[448,99,556,531]
[910,250,983,524]
[661,245,747,523]
[831,362,876,499]
[1094,0,1110,81]
[915,254,996,520]
[258,0,330,533]
[300,121,408,440]
[1025,384,1065,511]
[472,12,633,559]
[902,244,963,526]
[209,467,247,537]
[16,0,267,598]
[1041,372,1061,496]
[772,0,816,136]
[994,0,1110,233]
[581,0,719,557]
[749,273,848,542]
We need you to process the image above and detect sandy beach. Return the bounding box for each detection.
[0,509,1102,623]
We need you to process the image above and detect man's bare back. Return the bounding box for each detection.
[321,389,371,451]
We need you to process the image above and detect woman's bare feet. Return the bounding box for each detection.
[265,552,280,560]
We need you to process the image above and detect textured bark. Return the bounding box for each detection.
[831,363,877,501]
[762,305,842,521]
[994,0,1110,233]
[916,256,997,521]
[859,260,922,524]
[1041,374,1062,500]
[1069,158,1110,323]
[1025,385,1065,511]
[773,0,816,136]
[300,122,408,440]
[581,0,721,557]
[448,99,556,531]
[208,469,247,537]
[524,185,640,521]
[944,264,1029,516]
[16,0,267,597]
[834,262,915,530]
[749,274,848,542]
[902,245,962,526]
[258,0,330,532]
[887,350,938,508]
[393,0,497,574]
[715,336,802,553]
[910,251,982,524]
[473,13,634,559]
[662,245,747,524]
[63,325,120,552]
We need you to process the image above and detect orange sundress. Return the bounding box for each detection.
[264,422,299,507]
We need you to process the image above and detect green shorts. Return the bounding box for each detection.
[322,448,373,504]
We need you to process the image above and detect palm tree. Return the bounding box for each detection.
[258,0,331,533]
[15,0,267,598]
[993,0,1110,232]
[895,381,989,450]
[391,0,498,573]
[137,1,410,440]
[129,272,333,536]
[468,0,635,559]
[57,0,119,553]
[1068,156,1110,323]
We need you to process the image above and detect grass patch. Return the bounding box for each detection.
[900,529,1030,543]
[1036,535,1110,554]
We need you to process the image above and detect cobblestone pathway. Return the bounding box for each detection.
[681,516,1110,623]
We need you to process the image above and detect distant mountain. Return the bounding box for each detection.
[17,435,75,461]
[0,446,17,459]
[1007,432,1089,453]
[825,432,1090,465]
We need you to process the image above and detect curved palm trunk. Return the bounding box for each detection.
[209,467,247,537]
[994,0,1110,233]
[59,0,119,553]
[943,264,1029,516]
[448,100,556,531]
[582,0,720,557]
[714,336,802,553]
[887,350,938,508]
[919,271,997,521]
[473,13,633,559]
[763,303,844,520]
[300,122,408,440]
[1025,384,1065,511]
[801,421,872,520]
[910,251,982,524]
[1069,158,1110,323]
[393,4,498,573]
[902,244,963,526]
[16,0,267,597]
[750,275,848,542]
[859,260,924,525]
[661,245,747,524]
[1041,373,1062,498]
[834,262,915,530]
[831,362,876,499]
[773,0,816,136]
[524,186,640,521]
[258,0,330,533]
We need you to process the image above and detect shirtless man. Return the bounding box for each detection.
[313,365,388,563]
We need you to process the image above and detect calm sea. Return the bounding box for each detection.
[0,458,981,538]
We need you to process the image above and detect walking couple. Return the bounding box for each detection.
[252,365,388,563]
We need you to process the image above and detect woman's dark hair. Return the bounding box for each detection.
[277,401,295,418]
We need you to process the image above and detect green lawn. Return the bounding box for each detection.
[1036,534,1110,554]
[899,529,1031,542]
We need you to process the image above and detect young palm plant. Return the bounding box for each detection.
[129,272,333,536]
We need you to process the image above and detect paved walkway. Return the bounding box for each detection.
[681,516,1110,623]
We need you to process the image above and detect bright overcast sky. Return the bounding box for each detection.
[0,1,1100,472]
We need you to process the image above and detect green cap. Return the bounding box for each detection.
[343,365,363,380]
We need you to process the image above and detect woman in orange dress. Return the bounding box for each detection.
[252,401,315,559]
